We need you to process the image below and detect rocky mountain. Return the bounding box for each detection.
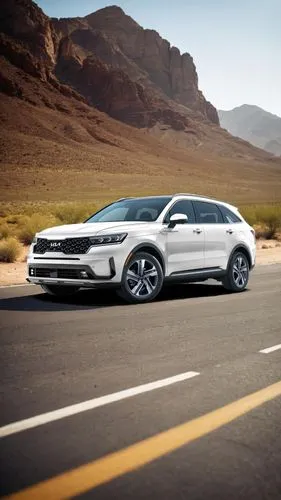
[0,0,280,167]
[2,0,281,206]
[51,5,219,127]
[0,0,219,131]
[219,105,281,156]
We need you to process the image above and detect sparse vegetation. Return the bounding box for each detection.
[0,237,22,263]
[240,204,281,239]
[0,223,12,240]
[18,214,58,245]
[53,203,95,224]
[256,206,281,239]
[0,202,98,247]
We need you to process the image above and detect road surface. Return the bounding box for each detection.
[0,264,281,499]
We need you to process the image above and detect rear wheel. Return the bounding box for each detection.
[41,284,80,296]
[117,251,164,303]
[222,251,249,292]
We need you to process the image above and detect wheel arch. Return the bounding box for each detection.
[227,244,253,270]
[125,243,166,274]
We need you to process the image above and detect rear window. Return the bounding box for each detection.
[219,205,242,223]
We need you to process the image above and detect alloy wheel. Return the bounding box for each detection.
[232,255,248,288]
[126,258,159,298]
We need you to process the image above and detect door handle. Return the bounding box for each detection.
[193,228,202,234]
[226,228,233,234]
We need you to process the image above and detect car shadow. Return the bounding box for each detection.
[0,282,231,313]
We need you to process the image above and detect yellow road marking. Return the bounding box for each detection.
[7,380,281,500]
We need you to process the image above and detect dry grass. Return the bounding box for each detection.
[53,203,96,225]
[0,223,12,239]
[240,204,281,239]
[0,237,22,263]
[0,204,99,245]
[18,214,58,245]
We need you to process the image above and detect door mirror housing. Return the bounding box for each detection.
[168,213,188,228]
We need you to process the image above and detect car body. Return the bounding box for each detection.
[27,194,256,302]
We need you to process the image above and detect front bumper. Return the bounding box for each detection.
[27,240,131,287]
[27,259,119,288]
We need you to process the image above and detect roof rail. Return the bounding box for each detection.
[173,193,218,200]
[173,193,237,207]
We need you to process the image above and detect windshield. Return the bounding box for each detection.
[86,197,172,223]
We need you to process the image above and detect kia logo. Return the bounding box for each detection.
[50,242,61,248]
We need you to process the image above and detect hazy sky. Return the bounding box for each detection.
[35,0,281,116]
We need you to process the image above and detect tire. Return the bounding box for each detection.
[41,284,80,297]
[222,251,250,292]
[117,251,164,303]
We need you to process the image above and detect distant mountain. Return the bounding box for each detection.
[219,105,281,156]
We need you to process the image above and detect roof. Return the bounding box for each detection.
[116,194,237,210]
[172,193,238,210]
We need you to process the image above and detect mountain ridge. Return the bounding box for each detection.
[219,105,281,156]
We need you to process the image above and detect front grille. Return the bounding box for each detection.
[34,237,92,255]
[29,268,91,279]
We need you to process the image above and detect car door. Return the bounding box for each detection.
[193,201,230,269]
[163,199,205,274]
[219,203,249,258]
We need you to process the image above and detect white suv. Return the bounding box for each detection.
[27,194,256,303]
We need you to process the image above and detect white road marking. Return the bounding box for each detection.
[0,371,199,438]
[259,344,281,354]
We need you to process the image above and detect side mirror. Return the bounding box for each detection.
[168,213,188,228]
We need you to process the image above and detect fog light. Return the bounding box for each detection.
[80,271,88,279]
[30,268,35,276]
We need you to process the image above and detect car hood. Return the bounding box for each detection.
[37,221,161,238]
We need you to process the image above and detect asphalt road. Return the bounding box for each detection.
[0,265,281,499]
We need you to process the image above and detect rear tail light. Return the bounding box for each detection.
[250,228,256,241]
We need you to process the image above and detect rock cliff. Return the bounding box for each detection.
[0,0,218,130]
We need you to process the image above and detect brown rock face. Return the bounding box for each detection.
[0,0,218,131]
[85,6,218,123]
[0,0,55,73]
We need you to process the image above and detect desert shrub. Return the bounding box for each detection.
[5,214,22,225]
[0,223,12,240]
[53,203,95,225]
[255,206,281,239]
[254,227,271,240]
[0,237,22,263]
[18,214,57,245]
[240,204,281,239]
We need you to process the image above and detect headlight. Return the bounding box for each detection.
[89,233,127,245]
[32,236,37,245]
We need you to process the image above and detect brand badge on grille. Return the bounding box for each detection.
[50,242,61,248]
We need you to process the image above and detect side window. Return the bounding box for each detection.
[219,205,242,223]
[193,201,223,224]
[164,200,195,224]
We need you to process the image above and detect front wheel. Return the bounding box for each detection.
[41,284,80,297]
[222,251,249,292]
[117,251,164,303]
